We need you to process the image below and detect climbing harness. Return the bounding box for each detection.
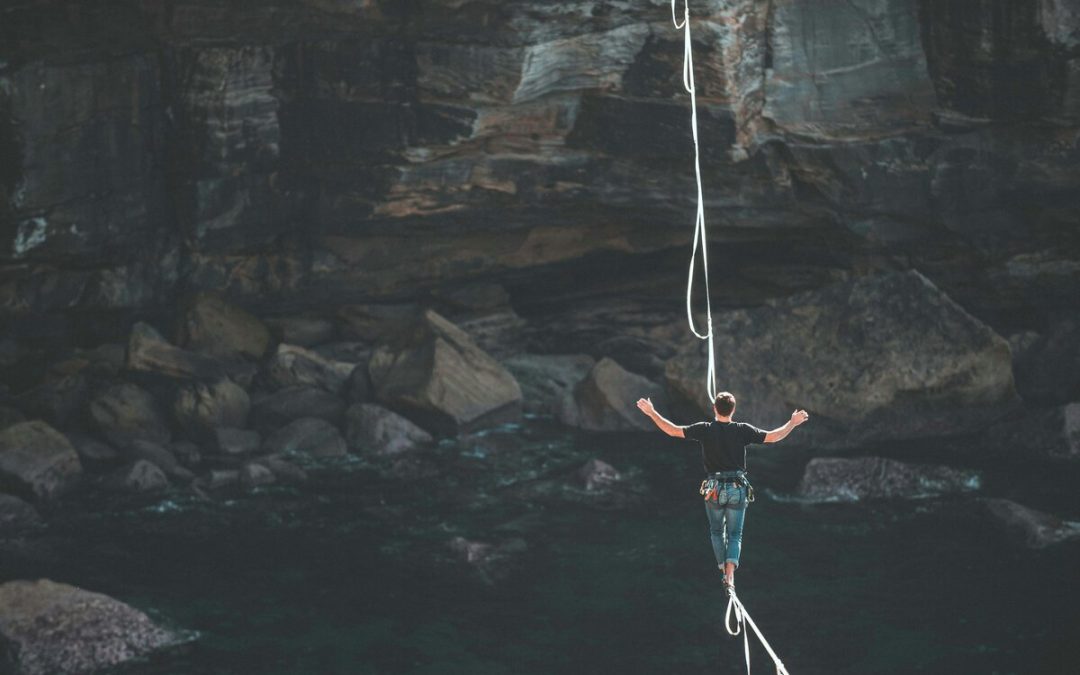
[671,3,792,673]
[671,0,718,403]
[699,474,755,503]
[725,587,791,675]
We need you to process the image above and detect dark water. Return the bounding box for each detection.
[2,423,1078,674]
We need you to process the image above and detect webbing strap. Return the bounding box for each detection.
[725,588,791,675]
[670,0,717,402]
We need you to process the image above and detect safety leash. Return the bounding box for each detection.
[724,588,791,675]
[671,0,717,402]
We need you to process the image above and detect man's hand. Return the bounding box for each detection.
[636,398,656,417]
[790,409,809,427]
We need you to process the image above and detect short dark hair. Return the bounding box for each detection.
[713,392,736,417]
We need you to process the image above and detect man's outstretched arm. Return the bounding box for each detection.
[636,398,686,438]
[764,409,810,443]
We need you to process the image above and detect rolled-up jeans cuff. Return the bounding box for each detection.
[725,559,740,568]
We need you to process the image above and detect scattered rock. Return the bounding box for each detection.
[169,441,202,469]
[257,456,308,484]
[172,378,250,438]
[559,357,666,432]
[89,383,171,448]
[976,498,1080,549]
[369,310,522,435]
[338,303,419,342]
[65,433,121,469]
[264,316,336,347]
[447,536,527,585]
[503,353,595,416]
[124,440,193,482]
[0,421,82,502]
[262,418,347,458]
[177,292,271,360]
[197,469,240,491]
[249,386,347,431]
[345,403,433,456]
[0,578,182,675]
[797,457,981,502]
[109,460,169,493]
[577,458,621,491]
[126,322,227,381]
[266,344,356,394]
[0,494,42,533]
[667,271,1018,446]
[240,462,276,490]
[213,428,261,457]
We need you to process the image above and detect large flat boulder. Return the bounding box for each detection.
[797,456,981,502]
[368,310,522,435]
[0,421,82,502]
[559,357,666,432]
[177,292,271,360]
[126,322,227,381]
[0,579,182,675]
[503,354,595,417]
[666,271,1018,446]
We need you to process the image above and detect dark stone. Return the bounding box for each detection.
[0,406,27,432]
[264,316,336,347]
[577,459,621,492]
[0,421,82,502]
[240,462,275,490]
[337,304,420,343]
[177,292,271,360]
[503,354,595,417]
[265,344,357,394]
[345,404,433,456]
[0,494,42,533]
[65,433,121,469]
[447,536,527,585]
[262,418,347,458]
[15,370,90,430]
[797,457,981,502]
[197,469,240,491]
[89,383,171,448]
[172,378,251,438]
[169,441,202,469]
[983,403,1080,461]
[123,440,193,482]
[108,460,169,494]
[976,498,1080,549]
[1009,317,1080,405]
[213,428,261,457]
[249,386,347,431]
[369,310,522,435]
[257,456,308,484]
[0,579,182,675]
[126,322,227,381]
[560,357,666,432]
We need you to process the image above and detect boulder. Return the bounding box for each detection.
[264,316,336,347]
[559,357,666,432]
[169,441,202,469]
[249,386,347,431]
[240,462,275,490]
[337,303,419,342]
[262,418,347,458]
[65,433,121,468]
[984,403,1080,461]
[503,354,595,416]
[345,403,433,456]
[577,458,621,491]
[0,579,181,675]
[197,469,240,491]
[976,498,1080,549]
[213,428,261,457]
[797,457,981,502]
[1009,317,1080,404]
[0,422,82,502]
[177,292,271,360]
[126,322,227,381]
[265,344,357,394]
[172,378,250,437]
[0,494,42,533]
[109,460,169,494]
[368,310,522,435]
[447,536,528,585]
[123,441,193,482]
[15,372,89,429]
[257,456,308,484]
[666,271,1018,446]
[89,383,171,448]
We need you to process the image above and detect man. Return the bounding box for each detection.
[636,392,808,588]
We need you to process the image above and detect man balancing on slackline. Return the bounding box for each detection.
[637,393,809,589]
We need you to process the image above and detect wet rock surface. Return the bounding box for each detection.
[346,403,433,456]
[0,579,183,675]
[797,456,981,502]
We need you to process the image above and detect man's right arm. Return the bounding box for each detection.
[763,409,809,443]
[636,398,686,438]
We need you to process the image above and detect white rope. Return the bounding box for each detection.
[671,0,717,402]
[725,588,791,675]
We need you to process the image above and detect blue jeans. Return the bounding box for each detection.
[704,480,748,568]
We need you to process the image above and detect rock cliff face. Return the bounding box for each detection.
[0,1,1077,340]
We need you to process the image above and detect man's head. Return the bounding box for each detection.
[713,392,736,419]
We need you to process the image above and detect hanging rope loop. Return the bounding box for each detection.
[725,589,791,675]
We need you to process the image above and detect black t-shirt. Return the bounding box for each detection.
[684,421,768,474]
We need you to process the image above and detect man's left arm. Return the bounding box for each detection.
[763,409,809,443]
